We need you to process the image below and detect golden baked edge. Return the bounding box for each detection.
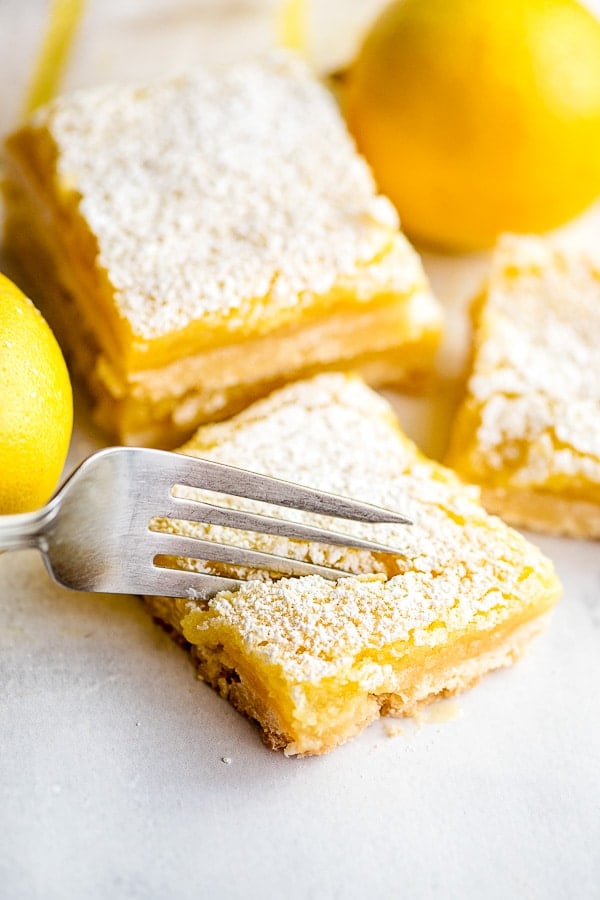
[145,594,555,757]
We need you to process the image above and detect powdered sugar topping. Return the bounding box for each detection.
[158,374,555,683]
[466,235,600,485]
[34,55,409,339]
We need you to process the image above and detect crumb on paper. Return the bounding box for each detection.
[221,756,232,765]
[421,699,463,724]
[384,722,404,738]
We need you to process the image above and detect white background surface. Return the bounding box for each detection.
[1,2,599,898]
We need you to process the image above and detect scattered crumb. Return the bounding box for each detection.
[221,756,232,765]
[384,722,404,738]
[383,718,424,740]
[421,699,463,724]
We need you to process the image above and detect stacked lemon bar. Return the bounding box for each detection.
[147,374,561,756]
[447,235,600,539]
[3,54,441,447]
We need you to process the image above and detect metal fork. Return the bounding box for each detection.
[0,447,409,598]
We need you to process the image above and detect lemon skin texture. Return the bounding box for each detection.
[0,273,73,513]
[345,0,600,250]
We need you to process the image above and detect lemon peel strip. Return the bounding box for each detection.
[23,0,85,116]
[278,0,308,57]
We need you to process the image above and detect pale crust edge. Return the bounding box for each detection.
[481,487,600,540]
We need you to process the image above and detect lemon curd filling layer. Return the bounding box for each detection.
[3,54,442,447]
[447,236,600,539]
[144,374,560,756]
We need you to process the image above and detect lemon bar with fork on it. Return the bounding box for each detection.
[145,373,561,756]
[3,54,442,449]
[446,235,600,539]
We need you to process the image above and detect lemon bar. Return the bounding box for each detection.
[145,373,560,756]
[447,236,600,539]
[3,54,442,448]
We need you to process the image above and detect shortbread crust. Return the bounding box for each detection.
[145,374,560,755]
[446,235,600,538]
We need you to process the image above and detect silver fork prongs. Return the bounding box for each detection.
[0,448,410,599]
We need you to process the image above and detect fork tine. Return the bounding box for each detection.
[161,497,402,554]
[142,569,244,599]
[149,532,354,579]
[147,449,411,525]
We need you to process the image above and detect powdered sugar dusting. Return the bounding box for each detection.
[154,374,557,684]
[31,54,415,340]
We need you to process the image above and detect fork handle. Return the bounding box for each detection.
[0,506,53,552]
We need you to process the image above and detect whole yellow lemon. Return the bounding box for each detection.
[0,273,72,513]
[345,0,600,250]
